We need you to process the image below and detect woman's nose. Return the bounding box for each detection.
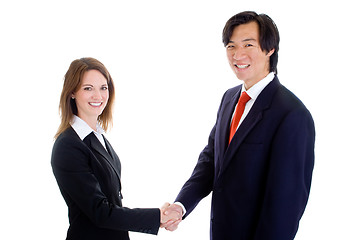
[92,89,102,99]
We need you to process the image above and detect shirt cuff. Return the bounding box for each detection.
[174,202,186,216]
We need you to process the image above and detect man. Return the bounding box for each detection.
[163,11,315,240]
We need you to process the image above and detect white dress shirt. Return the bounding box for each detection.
[231,72,275,130]
[71,115,107,150]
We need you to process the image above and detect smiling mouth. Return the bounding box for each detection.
[235,64,250,69]
[89,102,102,107]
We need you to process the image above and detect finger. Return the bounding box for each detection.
[161,202,170,210]
[171,204,183,214]
[167,211,182,220]
[165,204,183,215]
[165,219,182,231]
[161,220,175,228]
[166,219,181,229]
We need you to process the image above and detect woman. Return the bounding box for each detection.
[51,57,180,240]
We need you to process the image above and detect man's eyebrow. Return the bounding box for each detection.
[228,38,256,44]
[242,38,256,42]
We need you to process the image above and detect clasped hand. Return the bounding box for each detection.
[160,202,183,231]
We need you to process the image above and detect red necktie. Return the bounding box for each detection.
[229,91,251,143]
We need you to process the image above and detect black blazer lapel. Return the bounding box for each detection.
[84,133,121,181]
[103,137,122,178]
[103,136,115,160]
[218,77,281,178]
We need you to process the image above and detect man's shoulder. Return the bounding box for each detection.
[275,84,307,110]
[227,84,242,94]
[222,84,242,100]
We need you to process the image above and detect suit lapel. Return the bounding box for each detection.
[103,136,122,184]
[215,87,241,176]
[103,136,115,159]
[218,77,280,178]
[85,133,121,181]
[219,109,263,177]
[222,88,241,149]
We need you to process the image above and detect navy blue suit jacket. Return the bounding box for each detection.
[51,128,160,240]
[175,76,315,240]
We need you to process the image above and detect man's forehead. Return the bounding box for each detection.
[230,23,259,41]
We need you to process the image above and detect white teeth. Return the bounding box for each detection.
[90,102,102,106]
[236,64,249,69]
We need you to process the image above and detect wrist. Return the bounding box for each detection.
[173,202,186,216]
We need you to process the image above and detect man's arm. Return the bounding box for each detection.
[254,107,315,240]
[174,124,216,216]
[162,89,230,231]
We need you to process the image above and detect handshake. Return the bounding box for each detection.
[160,202,183,231]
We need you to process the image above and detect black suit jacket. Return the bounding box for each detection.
[175,77,315,240]
[51,127,160,240]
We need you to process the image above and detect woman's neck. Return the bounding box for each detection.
[77,114,98,132]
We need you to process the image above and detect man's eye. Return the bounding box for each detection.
[245,44,253,47]
[226,45,234,49]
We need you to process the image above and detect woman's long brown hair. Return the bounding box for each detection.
[55,57,115,139]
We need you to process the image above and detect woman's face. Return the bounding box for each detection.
[72,70,109,125]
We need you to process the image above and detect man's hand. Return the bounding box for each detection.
[160,203,183,231]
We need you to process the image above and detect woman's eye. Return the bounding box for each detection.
[101,86,108,90]
[84,87,92,91]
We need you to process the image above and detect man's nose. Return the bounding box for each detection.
[233,48,246,61]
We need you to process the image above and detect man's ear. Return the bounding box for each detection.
[267,48,275,57]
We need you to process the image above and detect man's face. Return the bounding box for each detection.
[226,21,274,89]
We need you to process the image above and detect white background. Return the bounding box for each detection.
[1,0,359,239]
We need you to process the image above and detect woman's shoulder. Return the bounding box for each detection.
[51,127,90,169]
[52,127,87,159]
[54,127,80,146]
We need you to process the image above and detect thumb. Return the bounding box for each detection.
[161,202,170,212]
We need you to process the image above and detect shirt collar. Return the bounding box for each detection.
[71,115,105,141]
[241,72,275,101]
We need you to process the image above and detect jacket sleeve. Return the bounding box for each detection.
[175,125,216,218]
[175,89,230,218]
[254,107,315,240]
[51,135,160,235]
